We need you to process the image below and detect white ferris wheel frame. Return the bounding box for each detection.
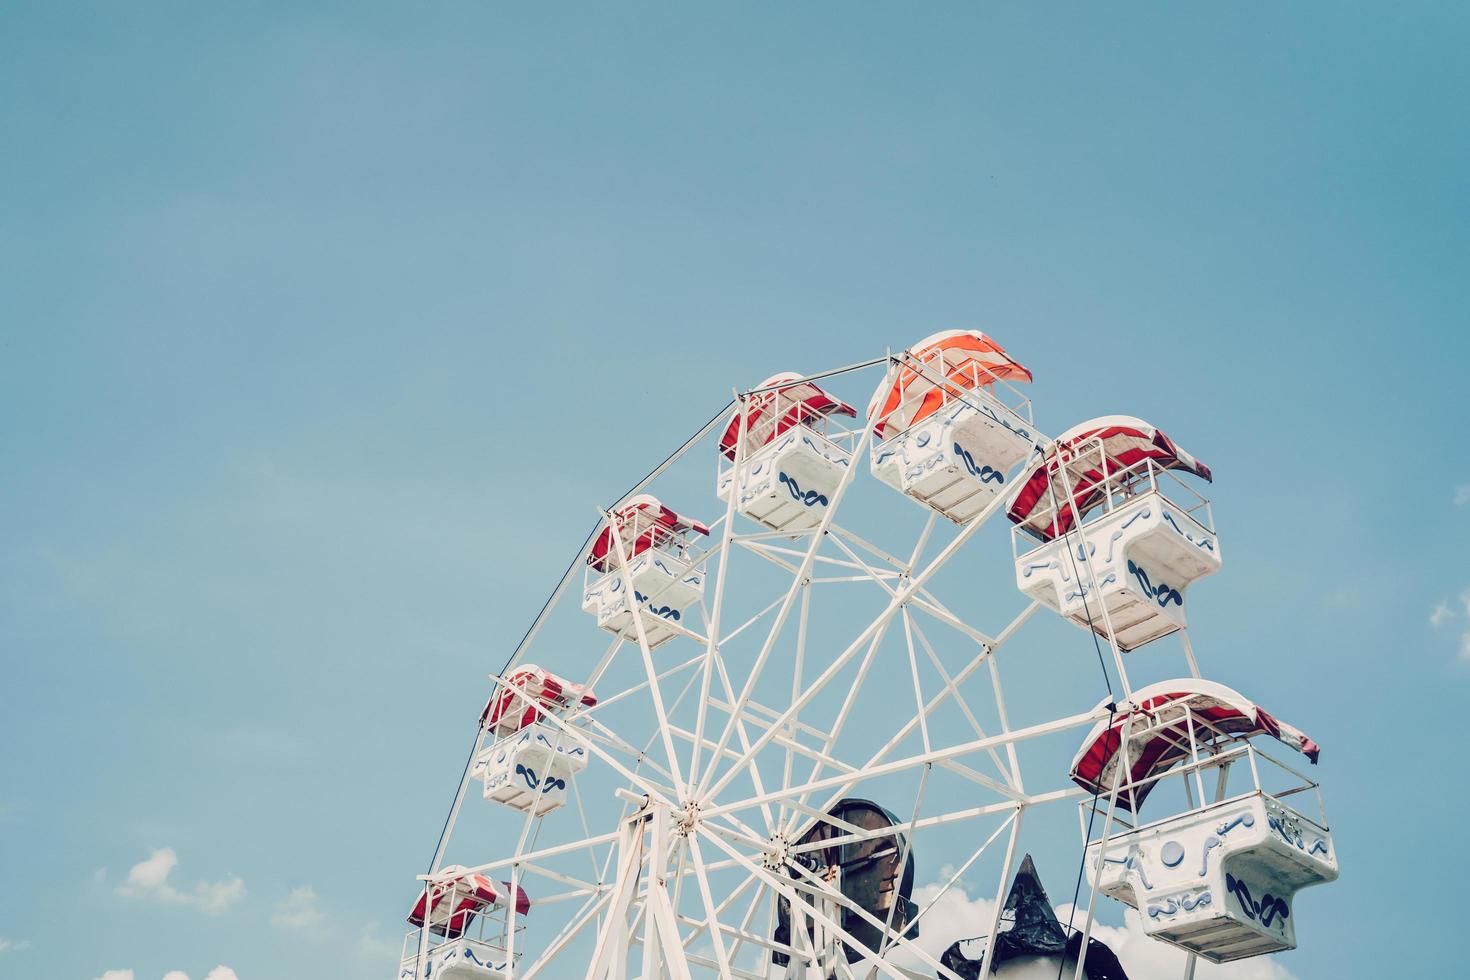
[410,352,1227,980]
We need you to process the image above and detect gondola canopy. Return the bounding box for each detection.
[1069,679,1320,812]
[1008,415,1211,541]
[869,330,1032,439]
[586,494,709,573]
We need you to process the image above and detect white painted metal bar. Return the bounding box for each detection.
[605,508,688,792]
[975,805,1026,979]
[792,603,1039,829]
[708,468,1040,803]
[688,835,736,978]
[696,420,875,797]
[902,811,1016,935]
[707,705,1107,820]
[691,391,750,795]
[1071,712,1137,980]
[697,828,931,980]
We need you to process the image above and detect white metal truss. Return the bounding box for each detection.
[402,352,1236,980]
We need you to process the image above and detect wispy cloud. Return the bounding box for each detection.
[273,885,325,929]
[1455,483,1470,507]
[116,848,245,915]
[0,938,30,954]
[93,972,133,980]
[1429,588,1470,661]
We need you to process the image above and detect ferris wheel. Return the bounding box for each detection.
[397,332,1339,980]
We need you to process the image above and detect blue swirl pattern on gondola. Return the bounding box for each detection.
[634,591,680,620]
[531,733,587,758]
[1199,836,1221,876]
[953,443,1005,483]
[1217,813,1255,836]
[515,763,567,793]
[980,403,1031,442]
[1100,848,1153,889]
[1148,889,1210,919]
[1182,891,1211,912]
[1268,814,1305,850]
[1064,572,1115,603]
[778,472,829,508]
[1162,510,1217,552]
[1128,560,1182,607]
[1226,873,1289,929]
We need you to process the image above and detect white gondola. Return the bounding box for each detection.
[1074,681,1335,963]
[474,666,596,816]
[868,330,1037,524]
[581,495,709,649]
[1009,416,1220,651]
[401,868,530,980]
[716,373,858,532]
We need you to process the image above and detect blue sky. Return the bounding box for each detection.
[2,3,1467,979]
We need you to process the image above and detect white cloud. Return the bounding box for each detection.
[1455,483,1470,506]
[94,972,134,980]
[273,885,325,929]
[116,847,245,915]
[887,876,999,969]
[1429,590,1470,661]
[149,968,236,980]
[0,938,30,953]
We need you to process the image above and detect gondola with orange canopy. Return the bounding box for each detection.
[868,330,1038,523]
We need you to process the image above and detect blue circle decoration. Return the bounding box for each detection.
[1161,841,1185,868]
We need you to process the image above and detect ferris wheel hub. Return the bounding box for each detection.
[674,799,701,838]
[760,831,792,871]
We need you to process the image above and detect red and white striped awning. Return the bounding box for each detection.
[481,665,598,736]
[1007,415,1212,541]
[587,495,710,573]
[1069,679,1320,812]
[719,373,857,461]
[408,866,532,938]
[868,330,1032,439]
